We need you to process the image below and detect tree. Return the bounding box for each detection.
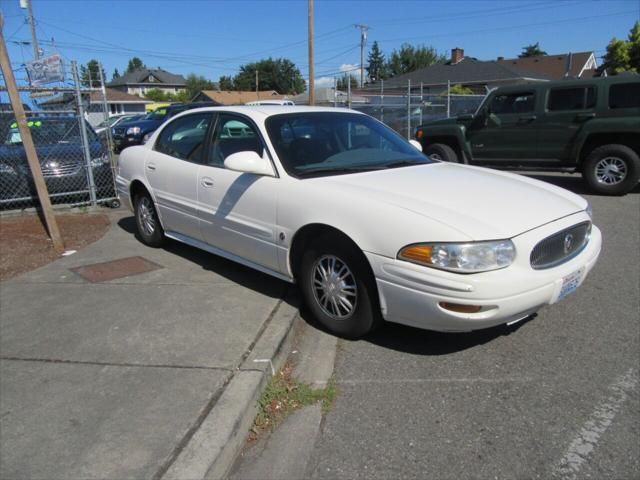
[386,44,445,77]
[337,73,358,91]
[233,58,305,94]
[444,84,474,95]
[184,73,216,100]
[79,59,105,87]
[519,42,547,58]
[602,21,640,74]
[366,41,388,82]
[112,68,120,81]
[218,75,235,90]
[126,57,145,74]
[144,88,171,102]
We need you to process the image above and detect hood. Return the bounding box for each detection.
[312,163,586,240]
[0,141,104,165]
[116,119,160,129]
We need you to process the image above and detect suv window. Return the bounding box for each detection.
[208,115,264,167]
[609,83,640,109]
[490,92,535,115]
[548,87,596,111]
[154,113,211,163]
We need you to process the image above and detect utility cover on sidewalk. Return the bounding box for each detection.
[70,256,162,283]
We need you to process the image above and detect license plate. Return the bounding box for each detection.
[557,268,584,302]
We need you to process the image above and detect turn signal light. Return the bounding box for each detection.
[398,244,432,264]
[415,130,424,139]
[439,302,482,314]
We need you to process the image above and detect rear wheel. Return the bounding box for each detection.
[299,235,381,339]
[134,191,165,247]
[583,144,640,195]
[424,143,458,162]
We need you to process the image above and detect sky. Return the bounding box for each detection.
[1,0,639,90]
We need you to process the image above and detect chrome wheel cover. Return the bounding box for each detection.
[595,156,627,185]
[311,255,357,320]
[138,197,156,236]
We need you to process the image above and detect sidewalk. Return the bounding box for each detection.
[0,209,298,479]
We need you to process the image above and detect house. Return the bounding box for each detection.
[496,51,601,80]
[107,68,186,98]
[290,88,366,106]
[193,90,288,105]
[39,88,151,127]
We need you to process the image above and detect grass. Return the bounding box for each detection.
[250,363,336,440]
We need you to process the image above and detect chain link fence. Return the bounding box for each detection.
[0,67,118,211]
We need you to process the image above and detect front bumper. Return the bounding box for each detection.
[113,135,143,151]
[365,212,602,332]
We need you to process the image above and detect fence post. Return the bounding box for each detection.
[71,60,97,206]
[420,82,423,125]
[447,80,451,118]
[380,79,384,122]
[98,63,114,155]
[347,77,351,109]
[333,77,337,107]
[407,79,411,140]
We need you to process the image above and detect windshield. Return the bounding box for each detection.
[5,118,98,145]
[144,108,167,121]
[265,112,433,178]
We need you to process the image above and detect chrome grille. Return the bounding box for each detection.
[18,160,82,177]
[113,127,126,137]
[530,222,591,270]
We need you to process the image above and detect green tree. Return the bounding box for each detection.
[218,75,235,90]
[366,41,388,82]
[143,88,171,102]
[386,44,445,77]
[79,59,105,87]
[233,58,305,94]
[337,73,358,91]
[184,73,216,100]
[443,84,474,95]
[602,21,640,74]
[112,68,120,81]
[519,42,547,58]
[126,57,145,74]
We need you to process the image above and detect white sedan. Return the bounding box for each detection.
[116,106,602,338]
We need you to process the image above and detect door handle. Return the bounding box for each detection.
[146,163,156,171]
[575,112,596,122]
[201,177,214,188]
[518,115,537,123]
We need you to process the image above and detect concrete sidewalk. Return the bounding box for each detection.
[0,210,298,479]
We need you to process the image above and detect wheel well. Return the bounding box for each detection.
[289,224,368,281]
[579,133,640,163]
[420,136,463,160]
[129,180,148,202]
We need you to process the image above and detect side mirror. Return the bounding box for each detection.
[409,139,423,152]
[224,151,275,176]
[457,113,474,122]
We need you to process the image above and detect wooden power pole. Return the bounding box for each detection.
[0,14,64,252]
[308,0,314,106]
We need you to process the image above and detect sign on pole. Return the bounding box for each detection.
[25,54,64,86]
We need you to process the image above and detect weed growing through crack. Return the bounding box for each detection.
[250,363,335,440]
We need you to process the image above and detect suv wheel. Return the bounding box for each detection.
[424,143,458,162]
[583,144,640,195]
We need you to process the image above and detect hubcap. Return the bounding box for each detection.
[595,156,627,185]
[138,197,155,236]
[311,255,357,320]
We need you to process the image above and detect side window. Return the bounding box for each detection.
[609,83,640,109]
[208,115,264,167]
[490,92,535,115]
[548,87,596,111]
[154,113,211,163]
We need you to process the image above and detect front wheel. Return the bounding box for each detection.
[134,191,165,247]
[582,144,640,195]
[299,236,381,339]
[423,143,458,162]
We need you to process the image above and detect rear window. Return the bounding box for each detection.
[609,83,640,109]
[548,87,596,111]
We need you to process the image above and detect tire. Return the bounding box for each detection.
[299,235,381,339]
[423,143,458,162]
[582,144,640,196]
[134,191,165,247]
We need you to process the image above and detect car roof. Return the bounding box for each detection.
[173,105,364,122]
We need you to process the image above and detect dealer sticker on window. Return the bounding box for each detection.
[555,267,585,303]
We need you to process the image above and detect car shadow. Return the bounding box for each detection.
[520,172,640,195]
[117,216,290,302]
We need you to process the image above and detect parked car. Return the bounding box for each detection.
[112,102,217,153]
[117,106,601,338]
[94,114,144,138]
[0,116,114,205]
[415,75,640,195]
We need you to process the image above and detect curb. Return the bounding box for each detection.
[162,295,300,480]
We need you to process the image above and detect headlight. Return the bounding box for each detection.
[126,127,141,136]
[398,240,516,273]
[90,153,110,167]
[0,163,16,174]
[585,203,593,219]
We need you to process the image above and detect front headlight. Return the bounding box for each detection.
[585,202,593,219]
[90,153,110,167]
[126,126,141,136]
[398,240,516,273]
[0,163,16,174]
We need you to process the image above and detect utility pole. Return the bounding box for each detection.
[308,0,314,106]
[355,23,369,88]
[0,14,63,251]
[255,69,259,98]
[22,0,40,60]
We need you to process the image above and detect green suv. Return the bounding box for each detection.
[415,75,640,195]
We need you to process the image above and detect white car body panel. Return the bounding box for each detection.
[116,106,602,333]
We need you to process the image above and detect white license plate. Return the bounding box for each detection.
[557,268,585,302]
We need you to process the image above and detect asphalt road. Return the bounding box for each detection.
[306,174,640,480]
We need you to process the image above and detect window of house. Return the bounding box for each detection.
[208,115,264,167]
[489,92,535,115]
[155,113,212,163]
[609,83,640,109]
[548,87,596,111]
